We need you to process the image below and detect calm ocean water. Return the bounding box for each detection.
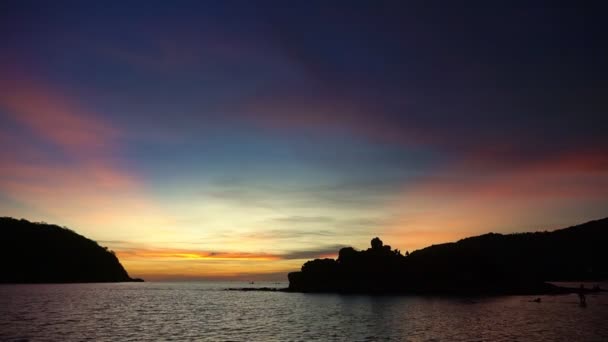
[1,281,607,341]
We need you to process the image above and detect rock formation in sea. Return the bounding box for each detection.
[1,217,142,283]
[288,218,608,294]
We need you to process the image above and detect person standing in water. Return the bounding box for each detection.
[578,284,586,305]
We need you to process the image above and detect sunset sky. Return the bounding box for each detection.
[1,2,607,280]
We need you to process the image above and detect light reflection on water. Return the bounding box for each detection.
[1,281,606,341]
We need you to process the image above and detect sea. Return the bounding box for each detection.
[1,281,607,341]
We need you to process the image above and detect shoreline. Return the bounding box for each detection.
[225,284,606,296]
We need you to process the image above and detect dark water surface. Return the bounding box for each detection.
[1,281,607,341]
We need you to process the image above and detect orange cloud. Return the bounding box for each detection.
[0,161,155,231]
[114,247,304,280]
[384,227,475,250]
[122,258,298,281]
[115,248,281,261]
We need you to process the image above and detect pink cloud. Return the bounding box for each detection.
[0,66,160,228]
[379,148,608,251]
[406,149,608,200]
[0,70,118,155]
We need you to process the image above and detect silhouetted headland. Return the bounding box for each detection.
[288,218,608,295]
[0,217,142,283]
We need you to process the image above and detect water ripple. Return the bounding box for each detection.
[1,282,607,341]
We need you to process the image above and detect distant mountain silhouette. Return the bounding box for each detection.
[288,218,608,294]
[0,217,142,283]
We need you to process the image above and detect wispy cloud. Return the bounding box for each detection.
[0,69,118,155]
[116,248,280,261]
[280,245,345,260]
[205,179,402,212]
[272,216,335,224]
[113,244,345,262]
[0,65,162,236]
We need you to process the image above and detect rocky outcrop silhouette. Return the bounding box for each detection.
[288,218,608,294]
[0,217,142,283]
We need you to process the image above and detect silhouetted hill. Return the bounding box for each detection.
[0,217,141,283]
[288,218,608,294]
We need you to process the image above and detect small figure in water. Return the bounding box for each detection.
[531,298,541,303]
[578,284,586,305]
